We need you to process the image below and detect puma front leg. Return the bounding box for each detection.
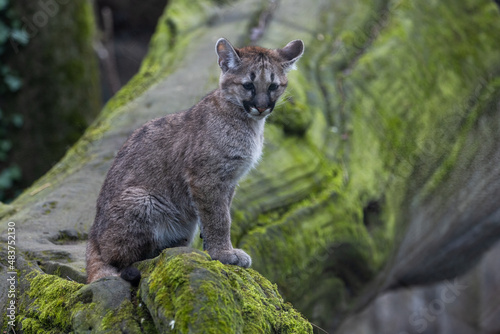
[189,181,251,268]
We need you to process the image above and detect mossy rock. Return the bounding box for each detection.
[137,247,312,333]
[268,70,313,136]
[14,248,311,333]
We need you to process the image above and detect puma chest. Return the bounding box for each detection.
[232,127,264,180]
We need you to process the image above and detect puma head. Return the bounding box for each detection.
[216,38,304,120]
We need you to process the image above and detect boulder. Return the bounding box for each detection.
[14,248,311,333]
[1,0,500,332]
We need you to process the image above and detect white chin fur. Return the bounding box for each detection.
[249,107,271,119]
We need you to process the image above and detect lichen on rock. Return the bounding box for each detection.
[18,270,86,333]
[137,247,312,333]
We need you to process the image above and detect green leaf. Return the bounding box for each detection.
[11,28,29,45]
[0,166,21,191]
[9,165,21,180]
[0,169,14,189]
[4,74,22,91]
[0,0,9,11]
[11,114,23,127]
[0,139,12,152]
[0,20,9,44]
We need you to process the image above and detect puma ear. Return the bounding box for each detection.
[215,38,241,73]
[278,40,304,72]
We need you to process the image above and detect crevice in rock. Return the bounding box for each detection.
[49,228,88,245]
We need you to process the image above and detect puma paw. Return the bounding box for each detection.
[210,248,252,268]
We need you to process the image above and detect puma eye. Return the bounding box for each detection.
[268,83,279,91]
[242,82,255,90]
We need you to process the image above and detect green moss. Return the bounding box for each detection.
[139,248,312,333]
[227,38,386,316]
[225,1,392,317]
[343,0,500,234]
[101,300,142,333]
[18,270,159,333]
[419,76,500,199]
[0,202,17,220]
[136,299,160,334]
[224,0,500,327]
[19,271,86,333]
[269,70,313,136]
[74,0,96,47]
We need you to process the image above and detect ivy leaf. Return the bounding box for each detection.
[0,20,9,44]
[0,0,8,11]
[11,28,29,45]
[11,113,23,127]
[0,139,12,153]
[4,73,22,91]
[0,166,22,189]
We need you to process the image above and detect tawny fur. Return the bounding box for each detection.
[86,38,304,283]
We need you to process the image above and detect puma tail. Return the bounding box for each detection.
[86,239,141,286]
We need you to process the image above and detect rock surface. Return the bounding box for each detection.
[338,242,500,334]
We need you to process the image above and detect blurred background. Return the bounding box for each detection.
[1,0,500,333]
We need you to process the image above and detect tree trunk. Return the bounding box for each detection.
[2,0,101,197]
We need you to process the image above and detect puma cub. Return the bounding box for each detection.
[86,38,304,284]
